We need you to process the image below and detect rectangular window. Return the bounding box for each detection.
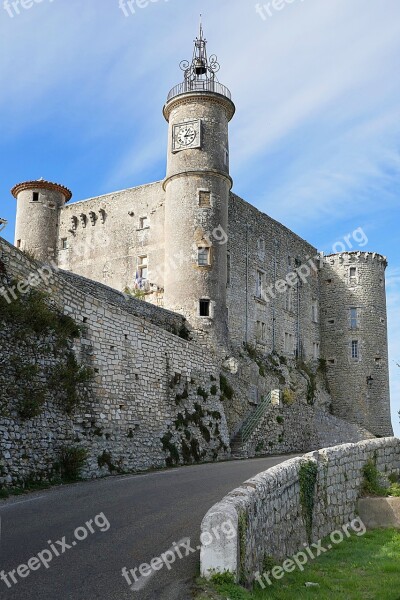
[351,340,359,359]
[256,321,266,341]
[61,238,68,250]
[256,270,263,298]
[284,333,294,354]
[350,307,358,329]
[313,342,320,360]
[198,247,210,266]
[139,216,149,229]
[199,299,210,317]
[312,300,318,323]
[16,240,21,248]
[349,267,357,284]
[32,192,39,202]
[138,255,148,282]
[199,191,211,208]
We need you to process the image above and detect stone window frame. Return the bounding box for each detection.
[312,341,320,360]
[138,216,150,230]
[256,320,267,343]
[311,299,319,323]
[137,255,148,282]
[349,307,358,330]
[284,332,295,355]
[349,266,358,286]
[198,189,211,209]
[199,298,212,318]
[61,238,68,250]
[351,339,360,360]
[256,269,264,299]
[32,192,40,202]
[197,246,211,267]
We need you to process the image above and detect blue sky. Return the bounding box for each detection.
[0,0,399,434]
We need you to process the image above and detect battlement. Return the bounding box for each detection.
[324,251,387,268]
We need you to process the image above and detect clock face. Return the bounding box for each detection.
[177,125,196,146]
[173,120,201,151]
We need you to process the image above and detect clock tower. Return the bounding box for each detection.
[163,22,235,347]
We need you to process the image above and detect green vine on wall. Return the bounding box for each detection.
[0,283,92,419]
[299,460,318,544]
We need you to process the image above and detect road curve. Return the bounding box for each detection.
[0,455,297,600]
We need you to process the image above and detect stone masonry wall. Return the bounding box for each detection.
[320,252,392,436]
[0,237,229,488]
[57,181,166,296]
[227,193,321,360]
[200,437,400,585]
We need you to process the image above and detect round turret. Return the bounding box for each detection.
[12,179,72,262]
[162,25,235,346]
[320,251,393,436]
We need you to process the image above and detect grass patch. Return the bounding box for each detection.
[196,529,400,599]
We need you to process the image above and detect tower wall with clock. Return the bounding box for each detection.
[163,90,235,346]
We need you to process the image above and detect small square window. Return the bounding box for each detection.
[32,192,39,202]
[139,217,149,229]
[199,191,211,208]
[199,299,210,317]
[198,247,210,266]
[61,238,68,250]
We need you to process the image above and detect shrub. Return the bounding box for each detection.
[58,446,88,481]
[282,388,296,405]
[97,451,115,472]
[220,374,234,400]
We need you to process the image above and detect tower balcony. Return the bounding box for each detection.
[166,79,232,103]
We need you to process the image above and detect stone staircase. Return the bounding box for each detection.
[230,392,272,458]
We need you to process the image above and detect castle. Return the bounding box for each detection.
[8,25,393,446]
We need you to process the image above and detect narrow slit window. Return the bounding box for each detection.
[351,340,359,359]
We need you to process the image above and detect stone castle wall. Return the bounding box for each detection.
[227,193,321,360]
[0,238,230,488]
[200,437,400,584]
[57,182,165,296]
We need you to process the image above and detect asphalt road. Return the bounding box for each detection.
[0,456,297,600]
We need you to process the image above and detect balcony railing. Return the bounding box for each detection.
[166,80,232,103]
